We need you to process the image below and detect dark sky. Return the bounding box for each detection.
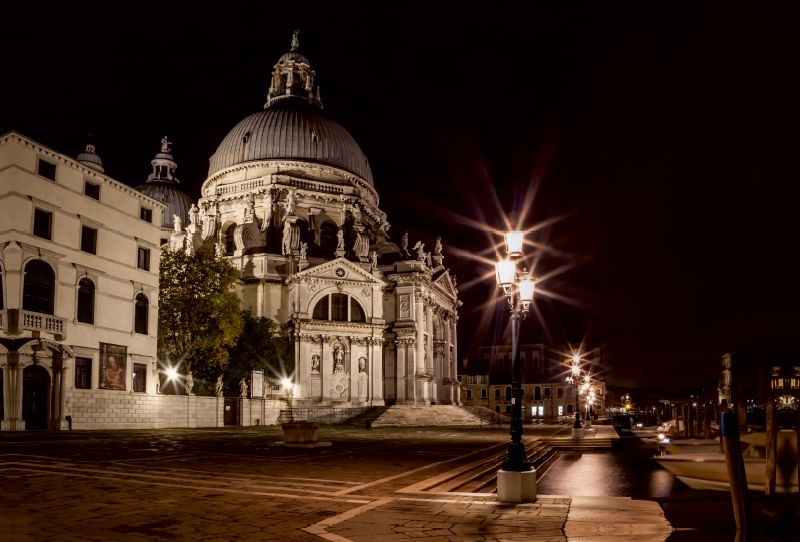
[3,2,799,389]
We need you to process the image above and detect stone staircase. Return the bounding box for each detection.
[338,406,391,427]
[371,405,486,427]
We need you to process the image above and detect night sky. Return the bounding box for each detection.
[3,2,798,389]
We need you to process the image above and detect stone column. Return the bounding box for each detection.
[395,340,406,403]
[451,317,460,405]
[415,298,425,376]
[50,369,60,429]
[16,359,25,430]
[425,305,433,376]
[1,364,9,429]
[442,317,452,404]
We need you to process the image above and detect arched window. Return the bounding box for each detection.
[505,386,512,401]
[534,386,541,401]
[225,224,237,255]
[134,294,148,335]
[350,297,365,322]
[311,293,367,323]
[77,278,95,324]
[23,260,55,314]
[319,222,337,254]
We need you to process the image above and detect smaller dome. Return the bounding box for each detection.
[135,181,194,230]
[76,143,104,173]
[278,50,309,64]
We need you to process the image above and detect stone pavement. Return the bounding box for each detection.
[0,425,671,541]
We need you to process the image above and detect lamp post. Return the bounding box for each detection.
[494,230,538,502]
[568,355,584,437]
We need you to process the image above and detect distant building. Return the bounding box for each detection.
[0,132,163,430]
[719,339,800,410]
[460,342,606,420]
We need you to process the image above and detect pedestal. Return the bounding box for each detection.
[584,418,592,428]
[572,427,584,439]
[496,469,537,503]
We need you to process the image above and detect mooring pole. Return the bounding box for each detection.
[704,401,711,440]
[722,411,751,541]
[765,394,777,496]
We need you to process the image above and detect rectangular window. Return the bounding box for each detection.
[37,159,56,181]
[544,387,551,398]
[160,238,168,247]
[538,406,544,416]
[33,209,53,240]
[481,389,487,398]
[466,389,473,399]
[74,357,92,389]
[557,387,563,398]
[132,363,147,393]
[331,293,347,321]
[84,181,100,200]
[505,405,512,414]
[495,406,500,413]
[80,225,97,254]
[140,207,152,222]
[137,247,150,271]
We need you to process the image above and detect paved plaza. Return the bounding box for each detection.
[1,424,671,541]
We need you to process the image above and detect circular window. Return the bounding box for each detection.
[334,267,346,278]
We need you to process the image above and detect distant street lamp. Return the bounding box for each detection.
[494,230,538,502]
[568,355,584,437]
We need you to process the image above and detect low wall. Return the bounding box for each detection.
[65,390,283,430]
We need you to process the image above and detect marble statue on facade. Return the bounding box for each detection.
[336,229,345,250]
[188,204,200,228]
[370,250,378,270]
[185,371,194,395]
[243,193,256,224]
[282,220,293,255]
[412,241,425,261]
[425,252,432,267]
[401,232,410,257]
[261,191,273,231]
[239,378,249,398]
[285,189,297,217]
[299,242,308,261]
[435,236,442,255]
[333,347,345,374]
[311,354,320,373]
[174,215,183,233]
[358,357,366,374]
[214,375,224,397]
[352,204,362,224]
[215,241,225,257]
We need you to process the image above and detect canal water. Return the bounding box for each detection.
[536,431,737,541]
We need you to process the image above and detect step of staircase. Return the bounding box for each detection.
[371,405,486,427]
[338,406,391,427]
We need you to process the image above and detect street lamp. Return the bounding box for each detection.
[568,355,583,436]
[494,230,538,502]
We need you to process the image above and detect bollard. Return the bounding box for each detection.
[722,411,751,540]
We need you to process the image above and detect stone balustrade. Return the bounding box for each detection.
[21,310,67,340]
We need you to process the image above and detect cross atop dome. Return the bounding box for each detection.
[265,30,322,110]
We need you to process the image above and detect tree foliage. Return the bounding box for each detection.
[225,312,292,388]
[158,246,243,382]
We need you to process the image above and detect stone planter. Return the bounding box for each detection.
[282,422,319,443]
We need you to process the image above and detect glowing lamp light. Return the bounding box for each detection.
[572,354,580,364]
[517,270,536,312]
[658,433,665,441]
[581,382,590,392]
[166,369,178,380]
[503,230,524,257]
[282,378,293,390]
[495,259,517,296]
[571,364,580,377]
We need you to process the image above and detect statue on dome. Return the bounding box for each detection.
[160,136,172,153]
[412,241,425,261]
[401,232,410,257]
[291,30,300,50]
[261,191,273,231]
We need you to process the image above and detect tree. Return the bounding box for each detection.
[225,312,292,389]
[158,246,244,383]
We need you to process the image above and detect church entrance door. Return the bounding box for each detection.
[23,365,50,430]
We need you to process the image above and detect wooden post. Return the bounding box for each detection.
[682,404,689,437]
[704,401,711,439]
[737,399,748,436]
[687,403,694,438]
[722,410,751,540]
[719,399,729,453]
[765,394,777,495]
[696,403,702,437]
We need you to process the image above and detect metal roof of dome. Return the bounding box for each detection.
[278,50,309,64]
[207,98,374,186]
[135,180,194,230]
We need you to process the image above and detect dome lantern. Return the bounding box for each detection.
[265,30,321,110]
[76,137,104,173]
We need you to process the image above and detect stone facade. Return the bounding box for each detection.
[0,132,163,430]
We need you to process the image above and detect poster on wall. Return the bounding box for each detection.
[99,342,127,390]
[252,370,264,398]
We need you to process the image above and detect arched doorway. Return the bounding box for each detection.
[23,365,50,430]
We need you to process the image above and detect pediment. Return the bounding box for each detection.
[288,257,385,285]
[433,269,458,300]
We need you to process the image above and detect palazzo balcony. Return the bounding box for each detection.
[1,309,68,341]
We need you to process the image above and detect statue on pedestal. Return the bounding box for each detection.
[243,193,256,224]
[435,236,442,256]
[333,347,345,374]
[299,242,308,261]
[401,232,410,257]
[261,191,273,231]
[370,250,378,270]
[358,357,366,374]
[185,372,194,395]
[412,241,425,261]
[336,229,345,250]
[214,376,224,397]
[239,378,249,398]
[161,136,172,153]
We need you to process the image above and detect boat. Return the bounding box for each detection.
[654,430,799,493]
